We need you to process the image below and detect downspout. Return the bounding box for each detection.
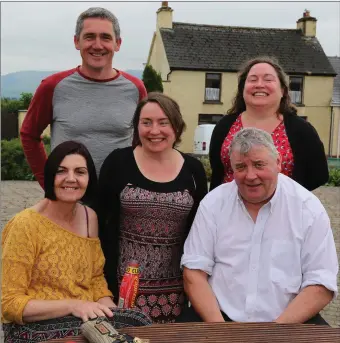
[337,107,340,158]
[166,69,172,81]
[329,106,334,157]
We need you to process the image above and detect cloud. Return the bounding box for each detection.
[1,1,339,74]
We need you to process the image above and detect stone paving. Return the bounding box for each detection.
[1,181,339,327]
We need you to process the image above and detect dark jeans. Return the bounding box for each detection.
[177,305,329,325]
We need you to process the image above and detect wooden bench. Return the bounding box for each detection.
[43,322,340,342]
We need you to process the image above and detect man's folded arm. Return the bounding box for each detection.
[277,208,338,323]
[181,199,223,322]
[183,267,224,322]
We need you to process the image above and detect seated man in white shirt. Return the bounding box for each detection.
[180,127,338,325]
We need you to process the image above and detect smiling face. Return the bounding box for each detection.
[138,102,176,153]
[230,145,281,206]
[54,154,89,203]
[74,17,121,77]
[243,63,284,110]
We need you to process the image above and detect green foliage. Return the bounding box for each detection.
[1,138,50,180]
[20,92,33,109]
[1,92,33,113]
[142,64,164,93]
[327,168,340,187]
[196,156,212,182]
[1,98,23,113]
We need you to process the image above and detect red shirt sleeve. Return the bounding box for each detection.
[121,71,147,102]
[20,69,76,188]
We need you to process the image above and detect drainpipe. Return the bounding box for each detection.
[329,106,334,157]
[337,107,340,158]
[167,70,172,81]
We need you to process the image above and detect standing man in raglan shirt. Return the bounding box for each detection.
[21,7,147,187]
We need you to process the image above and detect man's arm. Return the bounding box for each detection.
[181,194,224,322]
[20,80,54,188]
[275,285,333,324]
[277,206,338,323]
[183,268,224,322]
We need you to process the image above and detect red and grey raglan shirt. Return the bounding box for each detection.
[20,67,147,188]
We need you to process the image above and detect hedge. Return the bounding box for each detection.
[1,138,339,187]
[327,167,340,187]
[1,137,50,181]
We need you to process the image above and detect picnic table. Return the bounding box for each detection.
[43,322,340,342]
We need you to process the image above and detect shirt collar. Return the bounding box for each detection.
[236,175,281,213]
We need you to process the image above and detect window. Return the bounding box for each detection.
[198,114,224,125]
[289,76,303,104]
[205,73,222,102]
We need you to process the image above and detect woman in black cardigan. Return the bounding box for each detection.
[209,56,329,191]
[96,92,207,324]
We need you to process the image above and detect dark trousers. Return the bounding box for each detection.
[177,305,329,325]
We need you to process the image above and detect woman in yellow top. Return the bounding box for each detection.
[1,141,151,343]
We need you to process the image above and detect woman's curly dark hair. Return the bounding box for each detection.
[228,56,297,117]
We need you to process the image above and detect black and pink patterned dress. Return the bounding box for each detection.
[118,185,193,323]
[97,147,208,324]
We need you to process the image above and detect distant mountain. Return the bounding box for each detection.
[1,69,143,99]
[1,70,58,99]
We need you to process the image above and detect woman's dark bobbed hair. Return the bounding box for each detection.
[44,141,97,204]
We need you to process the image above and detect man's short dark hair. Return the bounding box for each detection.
[44,141,97,204]
[75,7,120,40]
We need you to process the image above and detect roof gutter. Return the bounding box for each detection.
[169,66,336,76]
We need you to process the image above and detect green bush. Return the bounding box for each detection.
[327,168,340,187]
[196,156,212,182]
[1,138,50,180]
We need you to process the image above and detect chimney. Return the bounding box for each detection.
[157,1,173,30]
[297,9,317,37]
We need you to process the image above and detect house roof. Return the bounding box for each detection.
[328,56,340,105]
[160,22,336,76]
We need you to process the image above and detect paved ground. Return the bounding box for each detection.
[1,181,339,327]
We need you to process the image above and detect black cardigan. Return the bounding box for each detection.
[209,113,329,191]
[95,147,208,299]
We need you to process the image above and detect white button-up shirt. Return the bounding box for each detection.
[181,174,338,322]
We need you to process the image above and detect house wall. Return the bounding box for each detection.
[165,70,238,152]
[301,76,334,155]
[148,32,171,81]
[160,72,333,155]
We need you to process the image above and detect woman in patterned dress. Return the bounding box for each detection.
[96,92,208,323]
[209,56,329,191]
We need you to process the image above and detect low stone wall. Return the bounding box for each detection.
[1,181,339,326]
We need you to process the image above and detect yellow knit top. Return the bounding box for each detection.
[1,208,113,324]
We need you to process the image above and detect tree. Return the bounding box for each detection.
[1,97,23,113]
[20,92,33,109]
[142,65,164,93]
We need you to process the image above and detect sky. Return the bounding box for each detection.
[1,0,340,75]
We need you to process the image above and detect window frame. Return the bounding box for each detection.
[204,73,222,103]
[198,113,224,125]
[289,76,304,105]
